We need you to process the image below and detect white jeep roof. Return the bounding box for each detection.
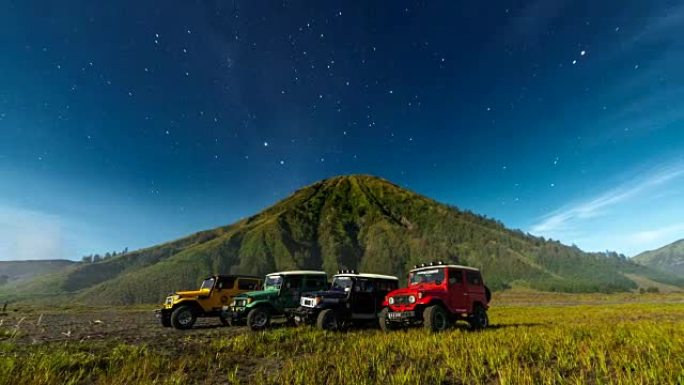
[334,273,398,281]
[266,270,327,277]
[410,264,480,273]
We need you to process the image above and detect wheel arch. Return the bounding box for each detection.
[173,300,204,314]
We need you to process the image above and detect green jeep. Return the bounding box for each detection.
[223,270,328,331]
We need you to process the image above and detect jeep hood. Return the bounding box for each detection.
[235,289,278,301]
[174,289,209,297]
[388,285,445,298]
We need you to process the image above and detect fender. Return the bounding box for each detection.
[172,300,204,314]
[245,300,278,313]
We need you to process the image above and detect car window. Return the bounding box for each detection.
[354,278,374,293]
[377,280,396,292]
[216,277,235,290]
[448,269,463,285]
[285,276,302,289]
[466,271,482,286]
[237,279,258,290]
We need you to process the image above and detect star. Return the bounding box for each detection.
[279,160,285,165]
[263,141,269,147]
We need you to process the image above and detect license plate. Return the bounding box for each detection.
[388,311,414,319]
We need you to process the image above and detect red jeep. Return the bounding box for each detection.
[379,262,491,332]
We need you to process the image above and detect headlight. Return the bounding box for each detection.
[247,297,253,304]
[229,300,236,307]
[314,296,322,306]
[408,295,416,303]
[388,297,395,305]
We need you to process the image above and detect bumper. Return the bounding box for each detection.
[292,307,319,324]
[386,310,416,322]
[155,308,172,318]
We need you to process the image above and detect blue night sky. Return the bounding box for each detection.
[1,1,684,261]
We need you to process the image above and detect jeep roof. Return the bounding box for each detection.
[334,273,398,281]
[266,270,327,276]
[209,274,262,279]
[410,264,480,273]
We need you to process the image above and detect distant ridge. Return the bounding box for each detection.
[633,239,684,277]
[2,175,682,304]
[0,260,76,287]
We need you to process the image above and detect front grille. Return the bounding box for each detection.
[234,299,247,307]
[164,297,173,305]
[392,295,410,305]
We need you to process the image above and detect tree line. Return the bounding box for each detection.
[80,247,129,263]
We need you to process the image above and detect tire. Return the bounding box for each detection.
[160,313,171,327]
[219,314,229,326]
[170,305,196,330]
[423,305,450,332]
[378,307,395,332]
[316,309,339,331]
[469,305,489,330]
[247,307,271,331]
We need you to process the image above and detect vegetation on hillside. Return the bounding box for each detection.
[2,175,682,305]
[0,260,76,288]
[634,239,684,277]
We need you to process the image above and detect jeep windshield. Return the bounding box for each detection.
[330,276,353,292]
[200,277,215,290]
[409,269,445,286]
[264,275,283,290]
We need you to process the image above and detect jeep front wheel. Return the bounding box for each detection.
[423,305,450,332]
[378,307,396,332]
[247,307,271,331]
[469,305,489,330]
[160,313,171,327]
[316,309,339,331]
[170,305,196,330]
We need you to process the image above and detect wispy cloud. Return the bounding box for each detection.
[630,223,684,246]
[0,205,70,260]
[531,160,684,237]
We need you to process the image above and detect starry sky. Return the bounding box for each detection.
[2,1,684,261]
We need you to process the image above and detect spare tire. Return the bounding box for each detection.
[485,285,492,303]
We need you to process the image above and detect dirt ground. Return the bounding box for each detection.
[0,307,244,349]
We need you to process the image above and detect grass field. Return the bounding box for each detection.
[1,292,683,385]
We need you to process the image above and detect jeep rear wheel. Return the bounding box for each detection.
[423,305,450,332]
[247,307,271,331]
[170,305,196,330]
[316,309,339,331]
[469,305,489,330]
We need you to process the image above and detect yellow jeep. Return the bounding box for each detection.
[157,275,262,329]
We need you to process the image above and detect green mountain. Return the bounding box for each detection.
[633,239,684,277]
[0,260,76,287]
[2,175,682,305]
